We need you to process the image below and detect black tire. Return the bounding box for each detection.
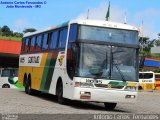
[2,84,10,88]
[138,86,143,90]
[24,76,28,94]
[104,102,117,110]
[56,81,66,104]
[24,75,34,95]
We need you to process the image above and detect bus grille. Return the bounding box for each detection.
[94,84,124,89]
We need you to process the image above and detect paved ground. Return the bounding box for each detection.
[0,89,160,119]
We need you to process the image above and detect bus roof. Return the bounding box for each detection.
[155,73,160,74]
[23,19,138,38]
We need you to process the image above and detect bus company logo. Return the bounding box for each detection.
[20,57,25,63]
[107,84,112,88]
[59,55,64,66]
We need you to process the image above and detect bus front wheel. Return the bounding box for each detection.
[56,81,66,104]
[104,102,117,111]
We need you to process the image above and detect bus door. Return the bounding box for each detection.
[155,73,160,90]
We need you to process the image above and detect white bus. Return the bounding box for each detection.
[18,19,139,110]
[0,68,23,88]
[139,71,155,90]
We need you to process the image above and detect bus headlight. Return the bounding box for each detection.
[75,82,94,88]
[125,86,137,91]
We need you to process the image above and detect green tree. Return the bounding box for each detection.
[139,36,156,57]
[23,28,37,34]
[0,27,2,35]
[13,32,23,37]
[1,25,12,36]
[154,33,160,46]
[155,40,160,46]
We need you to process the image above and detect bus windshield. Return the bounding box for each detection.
[155,74,160,79]
[77,43,138,81]
[139,73,153,79]
[78,25,139,45]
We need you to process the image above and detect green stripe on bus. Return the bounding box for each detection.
[109,81,127,86]
[15,82,24,89]
[40,53,52,91]
[44,52,58,91]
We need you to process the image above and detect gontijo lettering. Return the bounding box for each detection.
[28,56,40,63]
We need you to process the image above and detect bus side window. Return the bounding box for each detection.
[30,36,36,52]
[1,69,10,77]
[50,31,58,49]
[69,24,78,42]
[24,38,31,53]
[21,39,26,52]
[58,28,68,49]
[42,33,49,50]
[67,24,78,79]
[36,35,42,52]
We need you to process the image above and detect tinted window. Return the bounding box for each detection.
[1,69,10,77]
[21,39,25,52]
[69,24,78,42]
[42,33,49,50]
[68,24,78,48]
[139,73,153,79]
[30,37,36,51]
[78,25,139,45]
[10,69,18,77]
[50,31,58,49]
[58,28,68,48]
[24,38,30,52]
[36,35,42,51]
[155,74,160,79]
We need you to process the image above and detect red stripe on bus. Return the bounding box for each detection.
[155,84,160,87]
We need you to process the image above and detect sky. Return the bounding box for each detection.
[0,0,160,39]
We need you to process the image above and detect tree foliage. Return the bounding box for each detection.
[155,40,160,46]
[0,25,23,38]
[1,25,12,36]
[23,28,37,34]
[139,33,160,59]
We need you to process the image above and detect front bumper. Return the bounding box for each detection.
[72,87,137,103]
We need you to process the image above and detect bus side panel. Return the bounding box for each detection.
[139,83,155,90]
[155,80,160,90]
[32,67,44,90]
[32,53,48,91]
[18,53,48,91]
[18,66,32,86]
[48,51,74,99]
[18,66,25,86]
[38,51,59,92]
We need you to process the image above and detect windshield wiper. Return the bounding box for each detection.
[110,47,126,82]
[113,62,126,82]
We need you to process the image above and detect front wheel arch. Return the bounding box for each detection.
[2,84,10,88]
